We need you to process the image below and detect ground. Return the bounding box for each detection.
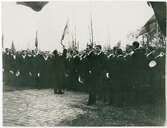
[3,87,165,126]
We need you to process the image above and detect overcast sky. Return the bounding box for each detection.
[2,1,154,51]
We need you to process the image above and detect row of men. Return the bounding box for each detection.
[3,41,165,106]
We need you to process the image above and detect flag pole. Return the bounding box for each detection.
[90,14,94,47]
[89,12,94,48]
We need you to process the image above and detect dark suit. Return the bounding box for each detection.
[31,54,42,88]
[16,54,29,86]
[86,51,106,105]
[3,53,13,85]
[131,48,147,105]
[40,55,52,88]
[51,54,66,93]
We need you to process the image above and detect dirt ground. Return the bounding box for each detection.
[3,88,165,126]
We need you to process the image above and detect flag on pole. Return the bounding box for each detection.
[16,2,48,12]
[60,20,69,48]
[35,31,38,49]
[61,21,69,42]
[148,2,166,36]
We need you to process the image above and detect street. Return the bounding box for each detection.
[3,89,164,126]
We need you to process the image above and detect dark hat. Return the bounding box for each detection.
[95,45,102,50]
[132,41,139,49]
[87,44,93,49]
[63,48,67,53]
[53,49,58,55]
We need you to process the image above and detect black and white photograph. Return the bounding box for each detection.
[1,0,166,126]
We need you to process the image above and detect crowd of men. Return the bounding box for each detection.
[2,41,165,109]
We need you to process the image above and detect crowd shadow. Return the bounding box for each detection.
[59,101,165,126]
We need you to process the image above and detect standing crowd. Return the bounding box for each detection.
[3,41,165,108]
